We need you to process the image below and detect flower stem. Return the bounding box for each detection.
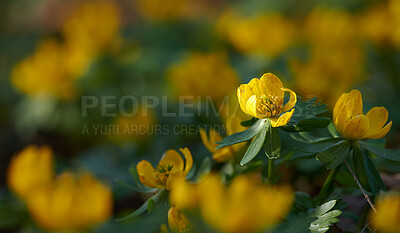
[268,159,274,185]
[315,166,339,204]
[344,160,377,213]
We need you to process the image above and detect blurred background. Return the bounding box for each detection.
[1,0,400,232]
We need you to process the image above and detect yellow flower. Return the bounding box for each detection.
[333,89,392,140]
[217,11,296,56]
[110,107,156,144]
[166,52,239,103]
[200,115,247,162]
[63,0,120,55]
[237,73,296,127]
[170,174,293,233]
[167,207,192,233]
[11,39,82,100]
[26,172,113,232]
[370,193,400,233]
[7,145,54,199]
[291,9,363,107]
[137,148,193,190]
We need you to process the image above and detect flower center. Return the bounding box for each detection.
[156,164,174,183]
[257,94,281,118]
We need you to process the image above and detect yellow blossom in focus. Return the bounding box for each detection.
[370,193,400,233]
[110,107,156,144]
[137,148,193,190]
[200,115,247,162]
[167,52,239,103]
[27,172,113,232]
[7,145,54,200]
[291,9,364,107]
[217,10,296,56]
[170,174,293,233]
[63,0,120,55]
[333,89,392,141]
[11,39,85,100]
[237,73,297,127]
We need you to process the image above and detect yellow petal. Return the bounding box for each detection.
[168,207,190,233]
[280,87,297,113]
[136,161,163,189]
[200,129,218,153]
[259,73,284,105]
[365,107,389,136]
[246,95,266,119]
[346,89,363,117]
[365,121,392,139]
[226,115,246,136]
[212,148,234,162]
[333,92,349,135]
[159,150,184,171]
[237,86,248,115]
[271,108,294,127]
[180,147,193,175]
[343,115,369,140]
[247,78,264,97]
[166,171,186,190]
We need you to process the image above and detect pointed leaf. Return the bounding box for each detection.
[360,141,400,162]
[317,140,351,169]
[240,125,267,165]
[216,119,267,149]
[264,125,281,159]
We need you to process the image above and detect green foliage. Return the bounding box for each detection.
[316,140,352,170]
[280,97,330,132]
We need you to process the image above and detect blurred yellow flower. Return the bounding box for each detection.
[291,9,364,107]
[237,73,296,127]
[135,0,189,21]
[217,11,296,56]
[163,207,192,233]
[11,38,84,100]
[166,52,239,103]
[137,148,193,190]
[63,0,120,55]
[200,115,247,162]
[110,107,156,144]
[360,0,400,47]
[370,193,400,233]
[170,174,293,233]
[27,172,112,232]
[333,89,392,140]
[7,145,54,200]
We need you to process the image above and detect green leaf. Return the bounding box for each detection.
[264,125,281,159]
[317,140,351,169]
[115,189,168,222]
[363,152,386,195]
[360,141,400,162]
[352,145,371,192]
[240,123,267,165]
[290,132,342,144]
[309,200,342,233]
[147,199,155,213]
[217,119,267,149]
[280,97,330,132]
[327,123,340,138]
[280,117,331,132]
[241,118,257,126]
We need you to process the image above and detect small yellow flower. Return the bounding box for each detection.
[370,193,400,233]
[200,115,247,162]
[333,89,392,140]
[137,148,193,190]
[7,145,54,199]
[170,174,293,233]
[237,73,297,127]
[167,207,192,233]
[26,172,113,232]
[166,52,239,103]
